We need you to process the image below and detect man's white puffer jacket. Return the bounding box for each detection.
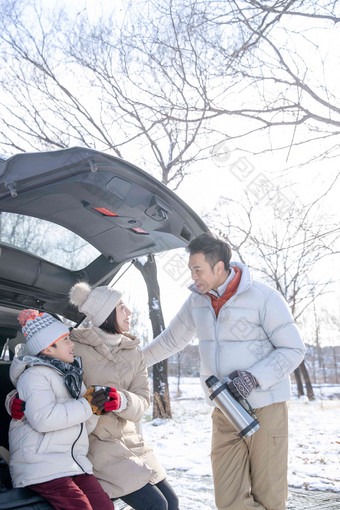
[143,261,306,409]
[9,356,97,488]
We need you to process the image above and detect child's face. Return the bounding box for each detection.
[43,335,75,363]
[116,300,131,333]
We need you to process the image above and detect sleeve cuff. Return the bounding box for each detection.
[113,391,128,413]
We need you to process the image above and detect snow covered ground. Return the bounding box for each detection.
[141,377,340,509]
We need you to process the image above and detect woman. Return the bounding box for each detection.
[69,282,179,510]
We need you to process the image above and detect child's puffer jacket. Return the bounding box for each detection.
[9,355,96,488]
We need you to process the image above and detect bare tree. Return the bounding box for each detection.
[312,300,326,383]
[48,0,337,180]
[133,257,172,419]
[120,0,340,166]
[323,311,340,384]
[127,296,150,349]
[1,1,339,165]
[0,212,50,253]
[0,211,99,270]
[0,1,210,181]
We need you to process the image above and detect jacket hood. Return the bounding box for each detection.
[10,354,52,387]
[188,260,252,296]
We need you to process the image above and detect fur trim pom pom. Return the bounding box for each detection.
[69,282,92,308]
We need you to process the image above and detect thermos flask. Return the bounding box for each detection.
[206,375,260,439]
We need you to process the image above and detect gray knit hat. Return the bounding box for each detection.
[18,309,69,355]
[69,282,122,327]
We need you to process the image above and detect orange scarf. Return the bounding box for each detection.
[208,267,242,317]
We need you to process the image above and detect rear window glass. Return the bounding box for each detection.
[0,212,100,270]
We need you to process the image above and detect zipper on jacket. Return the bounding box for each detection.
[201,294,221,379]
[193,268,250,380]
[203,292,241,380]
[71,423,85,473]
[214,304,221,380]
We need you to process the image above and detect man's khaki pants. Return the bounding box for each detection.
[211,402,288,510]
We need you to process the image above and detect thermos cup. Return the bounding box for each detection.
[206,375,260,439]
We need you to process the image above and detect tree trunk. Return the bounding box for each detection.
[134,256,172,419]
[294,367,304,397]
[300,360,316,400]
[333,346,339,384]
[176,353,182,397]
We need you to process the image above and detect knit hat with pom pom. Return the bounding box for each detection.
[18,309,69,355]
[69,282,122,327]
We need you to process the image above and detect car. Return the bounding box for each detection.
[0,146,208,508]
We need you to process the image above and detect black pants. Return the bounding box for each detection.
[119,479,179,510]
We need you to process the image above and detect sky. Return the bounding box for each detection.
[140,376,340,509]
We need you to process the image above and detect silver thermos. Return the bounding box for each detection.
[206,375,260,439]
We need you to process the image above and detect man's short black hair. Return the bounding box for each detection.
[186,232,232,271]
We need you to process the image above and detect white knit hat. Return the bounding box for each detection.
[18,309,69,355]
[69,282,122,327]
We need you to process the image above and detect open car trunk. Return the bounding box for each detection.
[0,147,208,322]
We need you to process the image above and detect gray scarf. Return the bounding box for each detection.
[37,354,84,399]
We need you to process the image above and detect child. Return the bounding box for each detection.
[8,309,114,510]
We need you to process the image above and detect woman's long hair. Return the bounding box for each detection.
[99,308,121,334]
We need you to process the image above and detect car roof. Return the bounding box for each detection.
[0,147,208,322]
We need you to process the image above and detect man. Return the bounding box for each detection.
[143,233,305,510]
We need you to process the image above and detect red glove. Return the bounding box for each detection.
[105,387,123,412]
[9,392,26,420]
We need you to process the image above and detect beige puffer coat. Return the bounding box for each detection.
[71,327,166,499]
